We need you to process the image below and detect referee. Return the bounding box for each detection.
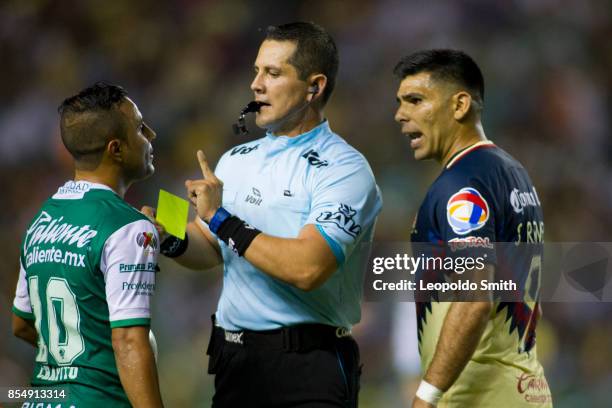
[146,22,381,407]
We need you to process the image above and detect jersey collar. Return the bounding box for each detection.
[265,120,330,147]
[52,180,116,199]
[445,140,495,169]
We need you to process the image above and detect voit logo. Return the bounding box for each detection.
[245,187,263,206]
[446,187,490,235]
[231,144,259,156]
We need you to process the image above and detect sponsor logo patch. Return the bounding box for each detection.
[231,144,259,156]
[516,373,552,404]
[224,331,244,345]
[119,262,159,273]
[317,204,362,238]
[122,281,155,296]
[25,246,86,268]
[446,187,490,235]
[510,187,541,214]
[301,149,329,168]
[448,236,493,252]
[57,181,92,195]
[24,212,98,251]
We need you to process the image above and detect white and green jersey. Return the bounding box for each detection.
[12,180,159,407]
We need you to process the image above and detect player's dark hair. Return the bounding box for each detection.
[265,22,339,105]
[58,81,128,166]
[394,49,484,107]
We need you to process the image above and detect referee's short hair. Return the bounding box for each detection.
[58,81,128,167]
[265,22,339,105]
[394,49,485,108]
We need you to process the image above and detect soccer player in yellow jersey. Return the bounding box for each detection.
[394,49,553,407]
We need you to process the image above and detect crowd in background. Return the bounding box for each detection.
[1,1,611,406]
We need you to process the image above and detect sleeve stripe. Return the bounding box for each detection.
[12,305,34,320]
[110,318,151,328]
[316,225,345,266]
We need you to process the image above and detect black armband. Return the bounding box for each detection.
[214,216,261,256]
[160,233,189,258]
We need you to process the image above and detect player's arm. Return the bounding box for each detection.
[103,219,164,406]
[12,314,37,347]
[413,265,494,407]
[112,325,163,408]
[140,207,223,270]
[12,262,37,347]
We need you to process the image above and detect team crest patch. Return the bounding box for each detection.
[446,187,489,235]
[137,232,158,250]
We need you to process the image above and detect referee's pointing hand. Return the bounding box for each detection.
[185,149,223,223]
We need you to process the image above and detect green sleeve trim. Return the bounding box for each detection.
[12,305,34,320]
[110,318,150,328]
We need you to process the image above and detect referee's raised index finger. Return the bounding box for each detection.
[197,150,213,178]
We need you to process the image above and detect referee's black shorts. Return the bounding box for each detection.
[207,318,362,408]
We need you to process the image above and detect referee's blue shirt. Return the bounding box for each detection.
[201,120,382,331]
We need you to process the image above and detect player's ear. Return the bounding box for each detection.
[107,139,123,162]
[453,91,472,121]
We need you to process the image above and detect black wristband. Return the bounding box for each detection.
[215,216,261,256]
[160,233,189,258]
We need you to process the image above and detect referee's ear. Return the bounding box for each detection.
[307,73,327,106]
[452,91,472,121]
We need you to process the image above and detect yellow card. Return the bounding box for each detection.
[156,189,189,239]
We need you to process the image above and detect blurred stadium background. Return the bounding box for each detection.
[1,0,611,406]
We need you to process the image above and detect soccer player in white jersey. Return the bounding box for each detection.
[12,82,164,407]
[144,22,382,407]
